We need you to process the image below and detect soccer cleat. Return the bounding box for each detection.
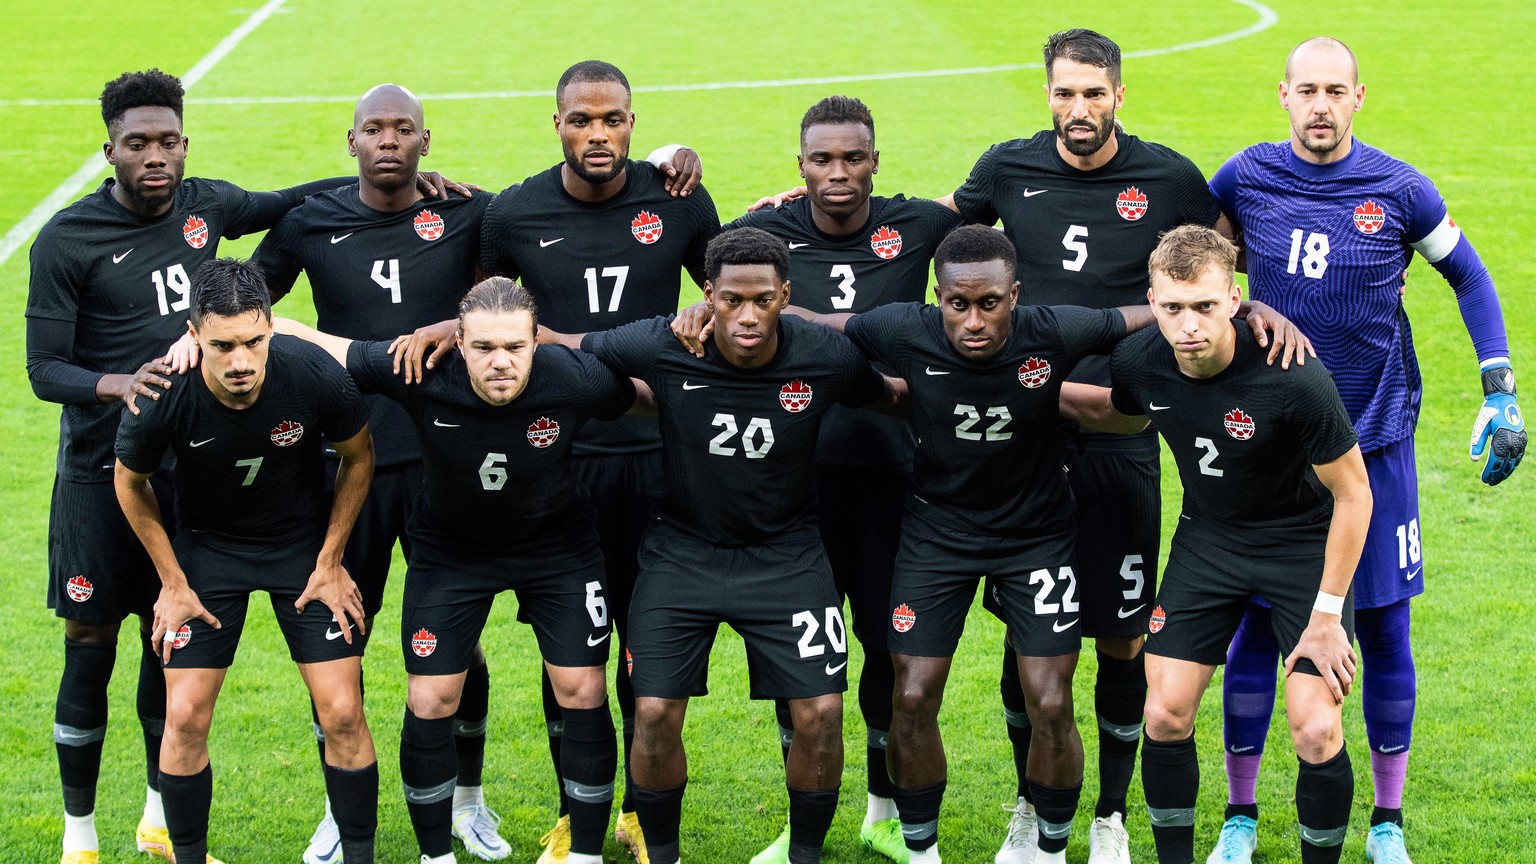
[748,822,791,864]
[136,818,227,864]
[1087,812,1131,864]
[614,811,649,863]
[61,852,99,864]
[995,799,1040,864]
[536,814,572,864]
[1365,823,1413,864]
[860,818,910,863]
[301,812,343,864]
[1205,815,1257,864]
[452,805,511,860]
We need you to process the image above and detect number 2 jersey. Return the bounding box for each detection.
[1210,140,1510,452]
[252,186,492,466]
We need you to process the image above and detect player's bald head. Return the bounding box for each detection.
[354,83,423,127]
[1285,37,1358,85]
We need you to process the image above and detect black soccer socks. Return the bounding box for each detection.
[539,670,569,817]
[135,631,165,794]
[858,648,897,799]
[56,638,115,817]
[1142,733,1198,864]
[787,785,839,863]
[631,781,685,864]
[999,641,1033,800]
[325,762,378,864]
[1094,649,1146,818]
[775,697,796,764]
[1028,778,1081,854]
[1297,746,1352,864]
[159,763,212,864]
[559,703,617,856]
[893,779,945,852]
[455,661,490,787]
[400,709,456,858]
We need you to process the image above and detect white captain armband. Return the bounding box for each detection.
[1409,213,1462,263]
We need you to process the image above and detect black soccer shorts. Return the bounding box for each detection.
[817,463,908,650]
[626,528,848,701]
[1065,444,1160,638]
[327,459,423,618]
[162,530,365,669]
[1146,530,1355,677]
[48,474,174,625]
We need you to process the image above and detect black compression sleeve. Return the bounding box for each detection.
[26,316,104,405]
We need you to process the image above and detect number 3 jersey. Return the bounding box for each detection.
[582,316,884,545]
[114,336,369,543]
[844,302,1126,540]
[252,186,492,466]
[1109,325,1358,548]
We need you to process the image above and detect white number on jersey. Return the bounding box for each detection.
[708,413,775,459]
[371,259,402,304]
[829,264,857,310]
[1029,567,1080,614]
[234,457,263,487]
[792,607,848,658]
[1194,437,1224,477]
[1396,518,1422,569]
[151,264,192,316]
[584,580,608,627]
[954,404,1014,441]
[584,265,631,314]
[1285,230,1330,279]
[1062,225,1089,272]
[1119,554,1145,600]
[478,452,508,490]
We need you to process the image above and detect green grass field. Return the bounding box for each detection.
[3,1,1534,861]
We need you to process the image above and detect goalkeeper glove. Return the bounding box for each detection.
[1470,360,1526,485]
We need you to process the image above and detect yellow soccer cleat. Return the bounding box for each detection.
[614,811,649,864]
[136,818,226,864]
[61,851,99,864]
[536,814,572,864]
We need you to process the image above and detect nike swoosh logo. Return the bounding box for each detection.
[1052,619,1078,633]
[587,632,610,647]
[1179,514,1191,520]
[1407,567,1421,581]
[1149,403,1170,411]
[55,728,94,741]
[1232,745,1256,753]
[825,661,848,676]
[787,242,810,249]
[924,367,951,376]
[189,438,215,447]
[325,628,345,641]
[1379,744,1406,753]
[1023,189,1049,197]
[330,233,353,244]
[112,249,133,263]
[682,382,708,390]
[540,238,564,247]
[1117,604,1146,619]
[433,419,460,427]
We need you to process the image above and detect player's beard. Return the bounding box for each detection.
[116,165,178,212]
[1295,117,1348,156]
[563,142,628,185]
[1054,113,1115,158]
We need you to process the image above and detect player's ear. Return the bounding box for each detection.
[778,280,791,308]
[1355,83,1366,111]
[421,128,430,157]
[346,128,357,158]
[871,149,880,174]
[1008,281,1020,308]
[1113,85,1125,111]
[102,140,115,164]
[1277,81,1289,109]
[797,153,806,178]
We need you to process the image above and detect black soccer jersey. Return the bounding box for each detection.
[480,161,721,456]
[953,130,1219,394]
[728,195,962,466]
[27,178,294,482]
[115,336,369,542]
[1110,325,1358,547]
[845,303,1126,539]
[582,316,884,545]
[345,340,634,548]
[252,187,491,466]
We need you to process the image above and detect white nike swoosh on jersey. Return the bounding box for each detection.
[787,242,810,249]
[540,238,565,247]
[1023,189,1049,197]
[330,233,353,244]
[189,438,215,447]
[825,661,848,676]
[587,632,610,647]
[1052,619,1079,633]
[1117,604,1146,619]
[924,367,951,376]
[1149,403,1171,411]
[433,419,460,427]
[1407,567,1422,581]
[112,249,133,264]
[325,628,346,641]
[1179,514,1191,520]
[682,382,709,390]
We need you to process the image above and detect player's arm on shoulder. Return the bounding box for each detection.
[387,318,459,384]
[1111,303,1155,335]
[1060,382,1149,434]
[1234,298,1315,370]
[581,317,668,380]
[220,176,350,236]
[646,144,703,197]
[1287,443,1371,701]
[273,317,352,366]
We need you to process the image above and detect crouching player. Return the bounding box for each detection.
[1078,225,1372,864]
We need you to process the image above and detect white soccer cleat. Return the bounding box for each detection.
[451,805,512,861]
[302,812,343,864]
[1205,815,1257,864]
[1087,812,1131,864]
[995,798,1039,864]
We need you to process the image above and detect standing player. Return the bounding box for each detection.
[113,259,377,864]
[478,59,720,863]
[581,228,898,864]
[249,83,501,864]
[935,31,1223,864]
[1205,37,1524,864]
[273,277,641,864]
[1088,225,1371,864]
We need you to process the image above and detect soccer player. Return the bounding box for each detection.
[580,227,899,864]
[1204,37,1525,864]
[248,83,502,863]
[478,59,721,863]
[932,31,1226,864]
[273,276,641,864]
[1086,224,1371,864]
[24,68,414,864]
[113,259,377,864]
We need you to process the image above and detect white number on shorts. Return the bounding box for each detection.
[583,265,630,314]
[584,580,608,627]
[792,607,847,658]
[1194,436,1224,476]
[829,264,857,310]
[371,259,402,304]
[234,456,263,486]
[1062,225,1089,272]
[1286,229,1331,280]
[478,452,508,490]
[1396,518,1422,568]
[151,264,192,316]
[1029,567,1080,615]
[953,404,1013,441]
[1119,554,1145,600]
[708,413,775,459]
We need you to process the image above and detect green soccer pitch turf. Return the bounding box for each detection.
[1,2,1532,862]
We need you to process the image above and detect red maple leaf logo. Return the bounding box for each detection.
[891,603,917,633]
[1018,357,1052,389]
[172,624,192,649]
[270,420,304,447]
[625,648,634,676]
[870,225,903,259]
[779,379,813,413]
[631,210,663,244]
[66,575,93,602]
[1223,407,1256,440]
[414,209,445,241]
[411,628,437,657]
[1116,186,1149,221]
[527,416,561,448]
[1149,605,1166,634]
[1353,199,1386,235]
[182,214,209,248]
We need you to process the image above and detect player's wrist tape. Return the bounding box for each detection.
[1312,591,1346,616]
[1481,358,1516,396]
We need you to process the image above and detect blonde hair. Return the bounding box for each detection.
[1148,225,1237,285]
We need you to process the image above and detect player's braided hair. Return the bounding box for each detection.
[557,60,631,104]
[705,227,790,283]
[800,95,874,144]
[190,258,271,328]
[457,277,539,333]
[1148,225,1237,284]
[100,68,184,132]
[933,225,1018,282]
[1043,29,1122,87]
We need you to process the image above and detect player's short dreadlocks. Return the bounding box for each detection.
[100,68,184,133]
[800,95,874,145]
[191,259,271,328]
[458,277,540,333]
[706,227,791,283]
[1043,29,1123,87]
[934,225,1018,282]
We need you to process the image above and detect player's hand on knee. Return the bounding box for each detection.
[416,171,480,199]
[747,185,808,212]
[154,582,220,664]
[297,562,366,644]
[1470,362,1526,485]
[162,331,200,374]
[1242,300,1316,369]
[670,302,714,357]
[388,319,458,383]
[1284,613,1356,704]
